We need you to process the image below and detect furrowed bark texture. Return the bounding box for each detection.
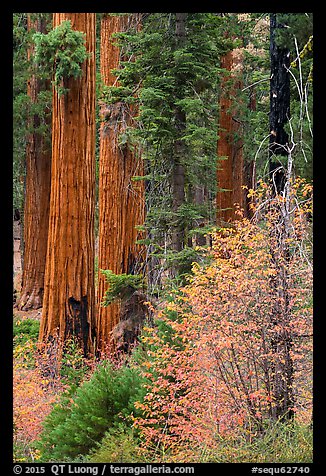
[216,49,244,225]
[97,14,145,353]
[18,15,51,310]
[269,13,290,195]
[39,13,96,356]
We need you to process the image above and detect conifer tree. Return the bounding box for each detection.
[269,13,291,195]
[97,14,145,353]
[39,13,96,356]
[171,13,187,254]
[216,49,236,225]
[243,88,257,218]
[13,13,29,269]
[216,18,245,225]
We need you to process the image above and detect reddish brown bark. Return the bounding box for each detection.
[192,185,208,247]
[244,89,257,218]
[39,14,96,356]
[216,49,244,225]
[18,15,51,311]
[97,14,145,353]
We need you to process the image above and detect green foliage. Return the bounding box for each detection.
[13,317,40,346]
[89,425,144,463]
[13,13,29,212]
[274,13,313,51]
[101,270,145,305]
[160,246,201,279]
[37,361,146,462]
[33,20,88,95]
[13,13,52,214]
[101,84,136,105]
[200,420,313,463]
[103,13,231,281]
[13,317,44,371]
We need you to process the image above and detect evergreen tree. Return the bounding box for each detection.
[269,13,291,195]
[37,361,145,461]
[171,13,187,254]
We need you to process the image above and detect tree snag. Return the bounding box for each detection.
[216,46,244,226]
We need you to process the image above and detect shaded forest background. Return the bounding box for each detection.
[12,12,313,464]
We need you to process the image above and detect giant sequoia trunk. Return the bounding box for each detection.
[216,48,244,225]
[39,13,96,356]
[97,14,145,353]
[192,185,208,247]
[243,89,257,219]
[18,14,51,310]
[269,13,290,195]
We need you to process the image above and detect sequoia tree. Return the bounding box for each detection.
[97,14,145,353]
[18,14,51,310]
[39,13,96,356]
[243,88,257,219]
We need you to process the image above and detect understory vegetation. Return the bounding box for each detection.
[13,315,313,463]
[13,179,313,463]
